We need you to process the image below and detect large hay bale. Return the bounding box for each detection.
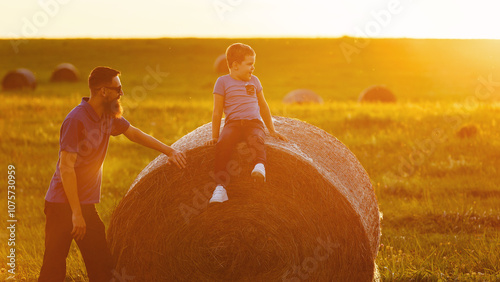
[214,54,229,74]
[283,89,323,104]
[108,116,380,281]
[2,68,36,90]
[358,85,397,103]
[50,63,79,82]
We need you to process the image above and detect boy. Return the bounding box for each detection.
[206,43,287,203]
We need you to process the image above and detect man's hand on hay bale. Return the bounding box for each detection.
[269,130,288,142]
[166,149,187,169]
[124,125,187,168]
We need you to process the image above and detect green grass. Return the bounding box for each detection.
[1,38,500,281]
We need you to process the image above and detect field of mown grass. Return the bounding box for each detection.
[1,38,500,281]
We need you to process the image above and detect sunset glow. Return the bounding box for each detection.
[2,0,500,39]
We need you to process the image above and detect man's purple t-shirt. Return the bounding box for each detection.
[213,75,263,122]
[45,97,130,204]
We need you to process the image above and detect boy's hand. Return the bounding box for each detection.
[269,131,288,142]
[205,138,218,146]
[167,149,187,169]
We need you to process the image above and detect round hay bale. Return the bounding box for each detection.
[2,68,36,90]
[214,54,228,74]
[108,116,380,281]
[457,124,479,138]
[50,63,79,82]
[358,85,397,103]
[283,89,323,104]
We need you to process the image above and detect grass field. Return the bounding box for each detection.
[1,38,500,281]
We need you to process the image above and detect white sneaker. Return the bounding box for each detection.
[251,163,266,183]
[209,185,228,203]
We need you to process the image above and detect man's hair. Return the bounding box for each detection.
[226,43,255,69]
[88,66,120,92]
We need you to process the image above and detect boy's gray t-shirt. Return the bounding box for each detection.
[213,74,263,122]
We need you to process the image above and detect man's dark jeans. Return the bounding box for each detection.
[39,201,114,282]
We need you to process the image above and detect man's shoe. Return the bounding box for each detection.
[251,163,266,183]
[209,185,228,203]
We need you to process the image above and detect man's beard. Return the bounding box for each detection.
[104,98,123,119]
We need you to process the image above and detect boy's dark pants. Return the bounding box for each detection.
[39,201,114,282]
[215,119,266,186]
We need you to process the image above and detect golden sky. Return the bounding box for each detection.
[2,0,500,39]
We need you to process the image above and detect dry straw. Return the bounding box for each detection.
[108,116,380,281]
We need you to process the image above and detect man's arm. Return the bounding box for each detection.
[206,94,224,145]
[59,151,86,241]
[257,90,288,141]
[123,125,187,168]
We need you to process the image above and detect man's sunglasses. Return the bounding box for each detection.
[101,85,122,93]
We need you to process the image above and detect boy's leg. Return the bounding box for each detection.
[244,122,267,166]
[38,202,74,282]
[215,122,243,186]
[75,204,114,282]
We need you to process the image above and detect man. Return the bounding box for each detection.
[39,66,186,281]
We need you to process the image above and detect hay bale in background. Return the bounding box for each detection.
[283,89,323,104]
[214,54,228,74]
[50,63,79,82]
[2,68,37,91]
[108,116,380,281]
[358,85,397,103]
[457,124,479,138]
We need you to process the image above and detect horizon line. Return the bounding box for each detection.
[2,36,500,41]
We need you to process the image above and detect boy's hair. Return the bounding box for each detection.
[226,43,255,69]
[88,66,120,92]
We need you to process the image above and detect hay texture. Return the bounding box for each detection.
[108,116,380,281]
[358,85,397,103]
[214,54,229,74]
[2,68,36,90]
[282,89,324,104]
[50,63,79,82]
